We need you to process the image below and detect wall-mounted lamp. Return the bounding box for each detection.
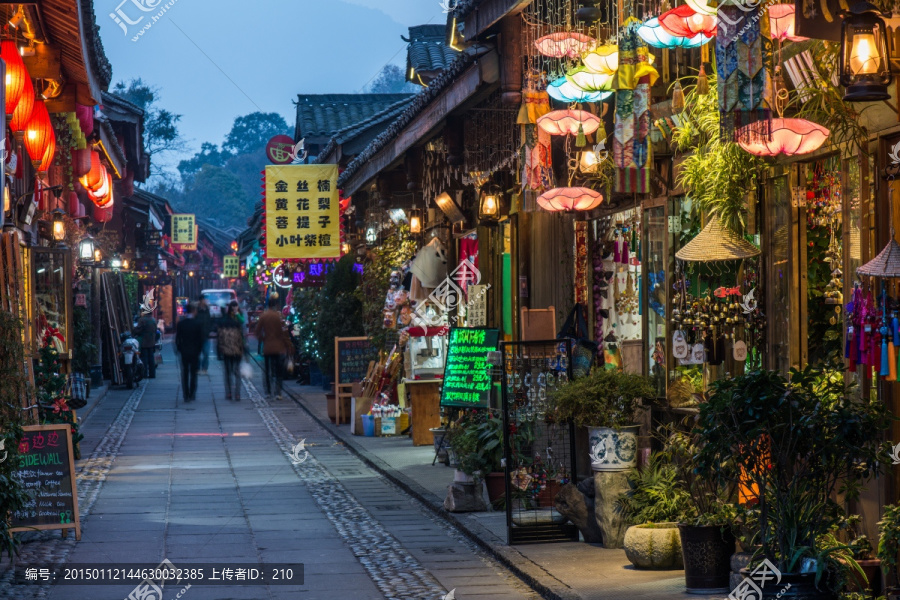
[478,184,502,223]
[51,208,66,243]
[840,1,892,101]
[78,236,95,265]
[409,208,423,234]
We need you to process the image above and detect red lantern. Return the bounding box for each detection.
[24,100,55,171]
[67,190,80,216]
[79,151,104,191]
[536,187,604,211]
[659,5,717,38]
[88,171,111,205]
[1,40,29,118]
[93,201,113,223]
[72,148,92,177]
[737,118,830,157]
[9,73,34,134]
[75,103,94,136]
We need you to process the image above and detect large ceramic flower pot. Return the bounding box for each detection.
[678,524,735,593]
[738,569,837,600]
[588,425,639,471]
[624,523,684,569]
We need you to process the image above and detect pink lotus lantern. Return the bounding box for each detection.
[537,187,604,211]
[737,118,830,156]
[768,4,808,42]
[537,110,602,136]
[534,32,596,58]
[659,5,717,38]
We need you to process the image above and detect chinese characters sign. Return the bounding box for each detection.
[223,256,239,278]
[265,165,340,262]
[440,328,500,408]
[171,214,196,246]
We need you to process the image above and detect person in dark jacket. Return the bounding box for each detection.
[254,295,288,400]
[176,303,204,401]
[217,301,245,401]
[196,295,212,374]
[136,308,158,379]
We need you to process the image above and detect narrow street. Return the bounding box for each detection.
[4,338,539,600]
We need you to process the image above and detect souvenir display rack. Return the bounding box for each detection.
[501,338,578,545]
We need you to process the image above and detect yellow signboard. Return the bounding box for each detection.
[265,165,340,261]
[172,214,196,246]
[223,255,239,278]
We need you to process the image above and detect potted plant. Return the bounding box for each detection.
[472,414,505,503]
[695,365,891,600]
[618,452,690,569]
[878,504,900,596]
[664,427,738,592]
[550,368,653,472]
[848,532,881,597]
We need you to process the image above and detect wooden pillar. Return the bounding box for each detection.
[498,15,523,107]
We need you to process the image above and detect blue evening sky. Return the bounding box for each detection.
[98,0,443,176]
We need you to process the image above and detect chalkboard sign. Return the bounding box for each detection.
[440,328,500,408]
[10,424,81,540]
[335,337,377,385]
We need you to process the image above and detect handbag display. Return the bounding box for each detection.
[558,303,598,379]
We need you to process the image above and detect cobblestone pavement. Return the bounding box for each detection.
[1,340,540,600]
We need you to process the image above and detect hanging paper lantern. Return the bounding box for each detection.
[537,187,604,212]
[768,4,808,42]
[547,76,612,103]
[582,45,618,75]
[534,32,596,58]
[67,190,80,216]
[9,74,34,134]
[566,67,615,92]
[79,151,105,191]
[75,103,94,136]
[88,170,112,205]
[659,5,717,38]
[72,148,92,177]
[637,17,712,48]
[638,18,712,48]
[24,100,55,171]
[93,200,113,223]
[737,118,830,156]
[1,40,30,119]
[536,109,602,136]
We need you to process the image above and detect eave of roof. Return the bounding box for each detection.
[314,96,415,165]
[293,93,414,140]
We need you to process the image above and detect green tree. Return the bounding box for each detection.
[222,112,289,156]
[180,165,253,229]
[112,78,185,176]
[367,64,418,94]
[316,255,364,377]
[177,142,231,186]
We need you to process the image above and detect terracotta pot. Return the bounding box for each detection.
[848,559,882,597]
[537,479,562,507]
[484,472,505,503]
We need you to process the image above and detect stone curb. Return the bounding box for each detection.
[276,381,582,600]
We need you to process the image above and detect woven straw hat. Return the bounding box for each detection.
[676,216,760,262]
[858,239,900,278]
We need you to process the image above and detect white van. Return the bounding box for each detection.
[201,288,239,323]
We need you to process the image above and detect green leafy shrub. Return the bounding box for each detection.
[618,453,690,524]
[0,311,29,558]
[549,368,653,428]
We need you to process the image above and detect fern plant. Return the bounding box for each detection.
[618,452,691,524]
[672,73,766,235]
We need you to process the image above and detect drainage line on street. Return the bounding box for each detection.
[246,353,578,600]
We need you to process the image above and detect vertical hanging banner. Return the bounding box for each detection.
[171,214,196,248]
[223,255,239,278]
[265,165,340,262]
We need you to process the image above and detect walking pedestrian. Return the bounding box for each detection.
[217,301,245,401]
[255,295,288,400]
[136,307,158,379]
[120,332,139,390]
[176,303,204,401]
[196,295,212,374]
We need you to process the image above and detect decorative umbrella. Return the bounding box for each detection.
[638,17,712,48]
[659,5,717,38]
[737,118,829,156]
[768,4,808,42]
[536,187,604,212]
[535,32,596,58]
[537,110,602,136]
[547,77,612,103]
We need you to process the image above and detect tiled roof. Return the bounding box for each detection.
[314,96,415,164]
[294,94,414,140]
[405,25,459,83]
[451,0,482,20]
[338,51,478,189]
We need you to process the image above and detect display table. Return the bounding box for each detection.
[404,379,441,446]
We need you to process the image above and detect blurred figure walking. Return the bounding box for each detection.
[217,301,245,401]
[136,307,158,379]
[176,303,204,401]
[255,296,288,400]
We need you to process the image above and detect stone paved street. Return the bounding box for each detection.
[1,338,540,600]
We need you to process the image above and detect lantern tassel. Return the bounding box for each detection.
[697,64,709,95]
[672,81,685,113]
[576,123,587,147]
